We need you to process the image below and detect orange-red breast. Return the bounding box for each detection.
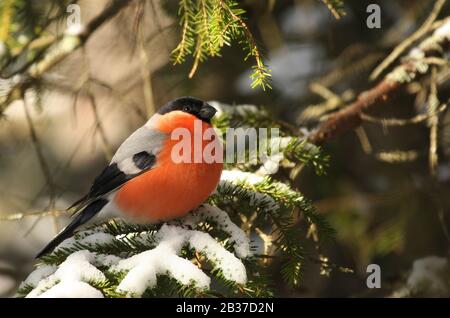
[37,97,223,258]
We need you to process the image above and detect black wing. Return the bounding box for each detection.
[68,125,166,210]
[68,151,156,210]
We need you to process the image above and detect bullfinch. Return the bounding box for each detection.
[36,97,223,258]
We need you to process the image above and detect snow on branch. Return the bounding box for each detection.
[212,170,334,285]
[19,206,251,298]
[217,170,333,240]
[113,224,247,296]
[177,204,251,259]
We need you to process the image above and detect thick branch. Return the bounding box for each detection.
[308,80,400,144]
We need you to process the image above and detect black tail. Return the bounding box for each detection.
[36,199,108,258]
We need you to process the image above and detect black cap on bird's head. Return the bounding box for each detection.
[158,96,217,123]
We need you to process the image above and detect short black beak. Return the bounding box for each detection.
[199,104,217,122]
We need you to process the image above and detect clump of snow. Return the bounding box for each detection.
[433,20,450,41]
[52,237,77,251]
[22,264,57,288]
[113,224,247,297]
[406,256,449,296]
[26,251,106,298]
[257,152,285,175]
[219,171,280,214]
[95,254,122,267]
[256,137,293,175]
[53,232,116,253]
[182,204,251,258]
[189,230,247,284]
[38,281,103,298]
[221,170,266,185]
[79,232,116,246]
[387,20,450,84]
[408,48,425,60]
[114,225,210,296]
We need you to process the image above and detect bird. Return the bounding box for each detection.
[36,96,223,258]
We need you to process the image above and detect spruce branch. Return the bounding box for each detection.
[171,0,271,90]
[21,209,267,298]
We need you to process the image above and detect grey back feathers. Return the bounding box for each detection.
[112,126,166,175]
[112,125,166,162]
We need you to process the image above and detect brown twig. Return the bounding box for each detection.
[308,79,401,144]
[360,103,447,126]
[0,209,68,222]
[300,83,354,121]
[354,127,373,154]
[428,66,439,176]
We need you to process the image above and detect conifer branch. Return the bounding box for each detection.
[171,0,271,90]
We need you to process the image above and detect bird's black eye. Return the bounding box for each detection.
[183,105,191,112]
